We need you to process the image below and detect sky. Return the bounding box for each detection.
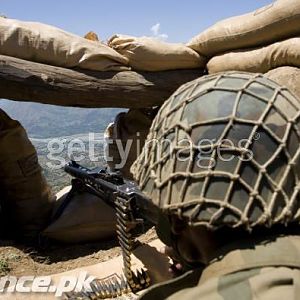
[1,0,273,43]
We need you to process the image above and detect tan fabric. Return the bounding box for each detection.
[207,37,300,74]
[0,109,54,238]
[105,109,155,179]
[108,34,205,71]
[187,0,300,57]
[43,185,116,243]
[266,66,300,101]
[0,17,129,71]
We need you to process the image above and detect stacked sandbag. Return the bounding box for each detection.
[43,185,116,243]
[265,66,300,101]
[0,17,129,71]
[207,37,300,74]
[187,0,300,57]
[105,109,156,179]
[0,109,55,239]
[187,0,300,80]
[108,34,205,71]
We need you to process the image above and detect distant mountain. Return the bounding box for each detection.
[0,100,124,138]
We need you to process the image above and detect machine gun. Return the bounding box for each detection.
[62,160,162,296]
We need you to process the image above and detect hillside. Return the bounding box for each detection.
[0,99,124,192]
[0,99,124,138]
[32,134,106,193]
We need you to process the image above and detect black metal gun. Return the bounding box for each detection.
[63,160,159,225]
[62,160,161,294]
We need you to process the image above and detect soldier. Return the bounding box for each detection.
[105,108,158,179]
[131,72,300,298]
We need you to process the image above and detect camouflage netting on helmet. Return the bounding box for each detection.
[131,72,300,230]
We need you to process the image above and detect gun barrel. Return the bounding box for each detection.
[64,161,160,225]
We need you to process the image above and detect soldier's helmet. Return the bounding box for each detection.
[131,72,300,231]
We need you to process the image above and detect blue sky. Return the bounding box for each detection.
[1,0,273,43]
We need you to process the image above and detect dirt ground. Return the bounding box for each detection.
[0,227,157,277]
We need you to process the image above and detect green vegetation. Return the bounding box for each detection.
[0,258,10,275]
[33,134,106,193]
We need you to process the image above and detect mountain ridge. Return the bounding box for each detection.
[0,99,124,138]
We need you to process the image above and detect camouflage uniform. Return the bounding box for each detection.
[140,235,300,299]
[131,72,300,299]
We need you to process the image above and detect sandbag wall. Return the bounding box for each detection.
[0,16,129,71]
[186,0,300,100]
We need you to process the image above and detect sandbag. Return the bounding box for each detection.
[207,37,300,74]
[0,109,54,239]
[105,109,155,179]
[43,186,116,243]
[108,34,205,71]
[187,0,300,57]
[266,66,300,101]
[0,17,129,71]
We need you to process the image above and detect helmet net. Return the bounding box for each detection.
[132,72,300,230]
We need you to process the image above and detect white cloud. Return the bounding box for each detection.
[151,23,160,36]
[150,23,168,41]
